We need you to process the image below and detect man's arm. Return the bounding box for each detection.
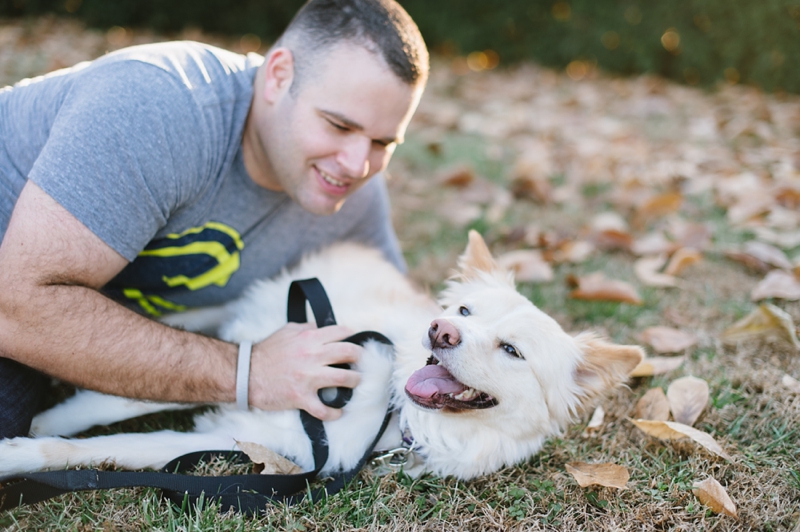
[0,181,359,420]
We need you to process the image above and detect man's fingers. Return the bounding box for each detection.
[319,365,361,390]
[322,341,362,366]
[310,324,356,343]
[304,400,343,421]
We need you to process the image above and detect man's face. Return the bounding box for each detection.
[257,43,423,216]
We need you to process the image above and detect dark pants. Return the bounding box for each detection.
[0,357,48,438]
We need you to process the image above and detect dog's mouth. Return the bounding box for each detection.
[405,355,498,411]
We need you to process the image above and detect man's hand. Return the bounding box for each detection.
[248,322,362,420]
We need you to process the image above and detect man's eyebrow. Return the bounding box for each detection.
[319,109,402,145]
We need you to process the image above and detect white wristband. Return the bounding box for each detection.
[236,341,253,411]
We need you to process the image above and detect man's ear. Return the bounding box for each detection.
[263,47,295,103]
[457,230,501,280]
[572,333,644,409]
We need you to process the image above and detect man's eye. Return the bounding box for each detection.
[327,120,348,131]
[459,306,470,317]
[501,342,522,359]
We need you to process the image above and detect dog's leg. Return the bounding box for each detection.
[31,390,197,437]
[0,430,237,476]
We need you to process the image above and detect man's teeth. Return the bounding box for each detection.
[453,388,478,401]
[319,169,345,187]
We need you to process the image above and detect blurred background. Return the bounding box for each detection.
[1,0,798,93]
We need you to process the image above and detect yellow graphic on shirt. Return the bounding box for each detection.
[115,221,245,317]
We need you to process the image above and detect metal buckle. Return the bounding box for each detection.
[368,447,414,474]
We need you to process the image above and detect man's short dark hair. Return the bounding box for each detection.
[276,0,429,90]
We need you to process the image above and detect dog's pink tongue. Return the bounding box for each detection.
[406,364,466,398]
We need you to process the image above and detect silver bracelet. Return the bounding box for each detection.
[236,341,253,411]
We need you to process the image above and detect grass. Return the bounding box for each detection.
[2,16,800,532]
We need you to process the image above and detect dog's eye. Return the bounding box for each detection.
[501,342,522,359]
[459,306,470,317]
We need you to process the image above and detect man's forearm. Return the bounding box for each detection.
[0,282,237,404]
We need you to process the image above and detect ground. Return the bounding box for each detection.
[1,16,799,532]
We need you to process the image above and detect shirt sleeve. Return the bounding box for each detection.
[27,60,208,261]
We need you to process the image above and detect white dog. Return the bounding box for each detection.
[0,231,643,481]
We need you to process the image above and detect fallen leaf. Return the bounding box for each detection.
[782,374,800,394]
[629,419,732,460]
[634,388,670,421]
[751,270,800,301]
[671,222,713,251]
[634,255,679,288]
[726,251,773,274]
[236,440,303,475]
[550,240,595,263]
[592,229,634,252]
[590,212,629,233]
[634,192,683,228]
[568,272,643,304]
[630,356,686,377]
[692,477,738,518]
[496,249,554,283]
[741,241,793,270]
[565,462,629,490]
[584,405,605,434]
[437,164,476,187]
[721,303,800,350]
[641,326,698,353]
[631,232,679,256]
[664,247,703,276]
[667,376,709,426]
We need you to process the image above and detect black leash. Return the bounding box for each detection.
[0,278,394,515]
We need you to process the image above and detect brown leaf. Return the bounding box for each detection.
[436,164,476,187]
[634,388,670,421]
[550,240,595,264]
[751,270,800,301]
[584,405,605,434]
[721,303,800,350]
[629,419,732,460]
[567,272,643,304]
[632,232,679,256]
[496,249,554,283]
[235,440,303,475]
[634,192,683,227]
[783,374,800,394]
[742,241,793,270]
[640,326,698,353]
[592,229,634,252]
[664,247,703,276]
[565,462,629,490]
[726,251,773,274]
[672,222,713,251]
[630,356,686,377]
[692,477,738,518]
[667,376,709,426]
[634,255,680,288]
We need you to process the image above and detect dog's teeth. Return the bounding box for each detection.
[454,388,478,401]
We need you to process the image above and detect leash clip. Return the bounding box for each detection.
[368,447,415,474]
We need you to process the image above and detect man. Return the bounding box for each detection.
[0,0,428,438]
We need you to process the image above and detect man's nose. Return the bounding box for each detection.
[337,135,371,179]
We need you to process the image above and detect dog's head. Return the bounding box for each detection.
[403,231,643,462]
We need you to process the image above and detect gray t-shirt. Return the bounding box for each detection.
[0,41,403,317]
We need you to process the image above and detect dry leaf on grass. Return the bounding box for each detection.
[630,356,686,377]
[641,326,698,353]
[629,419,732,460]
[584,405,605,435]
[783,374,800,393]
[235,440,303,475]
[436,164,476,187]
[667,376,709,426]
[567,272,643,304]
[550,240,595,263]
[741,241,793,270]
[632,232,678,256]
[751,270,800,301]
[565,462,629,490]
[592,229,634,252]
[634,255,679,288]
[496,249,554,283]
[692,477,738,518]
[664,247,703,276]
[634,192,683,228]
[634,388,670,421]
[721,303,800,350]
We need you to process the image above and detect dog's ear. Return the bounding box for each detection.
[572,333,644,409]
[457,230,501,279]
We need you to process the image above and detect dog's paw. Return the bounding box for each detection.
[0,437,47,477]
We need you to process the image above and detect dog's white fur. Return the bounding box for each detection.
[0,232,643,480]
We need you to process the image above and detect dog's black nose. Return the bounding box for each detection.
[429,319,461,349]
